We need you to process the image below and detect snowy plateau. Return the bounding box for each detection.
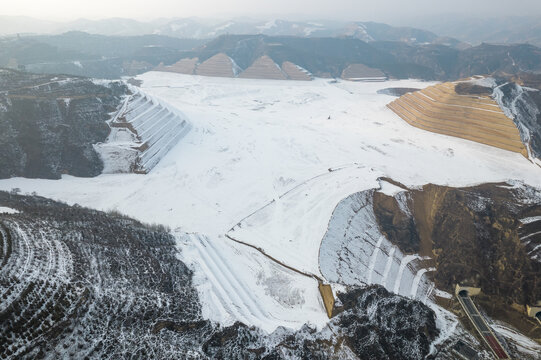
[2,72,541,356]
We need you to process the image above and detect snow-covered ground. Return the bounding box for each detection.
[1,72,541,334]
[492,323,541,357]
[0,206,19,214]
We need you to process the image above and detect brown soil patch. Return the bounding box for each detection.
[373,182,541,342]
[196,53,235,78]
[387,80,527,157]
[239,56,287,80]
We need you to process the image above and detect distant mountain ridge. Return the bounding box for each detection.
[4,15,541,48]
[0,16,461,47]
[2,31,540,81]
[405,15,541,47]
[174,34,541,80]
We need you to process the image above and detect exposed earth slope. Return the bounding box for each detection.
[388,77,541,163]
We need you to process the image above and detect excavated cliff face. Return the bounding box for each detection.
[371,181,541,306]
[0,69,127,179]
[493,80,541,160]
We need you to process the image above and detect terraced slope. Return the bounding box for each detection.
[319,189,434,302]
[239,56,287,80]
[281,61,312,81]
[341,63,387,81]
[387,81,528,156]
[101,89,191,173]
[195,53,237,78]
[155,58,198,75]
[157,56,313,81]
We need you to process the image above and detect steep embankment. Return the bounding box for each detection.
[159,52,314,81]
[388,77,541,161]
[97,88,191,173]
[0,69,127,179]
[370,181,541,343]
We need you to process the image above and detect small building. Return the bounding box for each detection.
[526,303,541,324]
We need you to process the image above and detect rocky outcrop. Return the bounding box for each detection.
[0,69,127,179]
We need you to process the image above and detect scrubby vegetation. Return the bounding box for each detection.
[0,68,127,179]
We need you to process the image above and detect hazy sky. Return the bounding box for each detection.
[2,0,541,21]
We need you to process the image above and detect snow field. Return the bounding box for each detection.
[0,206,19,214]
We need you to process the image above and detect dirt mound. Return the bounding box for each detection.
[195,53,236,78]
[239,55,287,80]
[387,79,528,156]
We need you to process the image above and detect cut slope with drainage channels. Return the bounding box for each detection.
[239,56,288,80]
[102,87,191,173]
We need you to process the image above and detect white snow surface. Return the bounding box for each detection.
[492,323,541,358]
[2,72,541,333]
[378,178,406,196]
[521,216,541,224]
[177,232,328,333]
[0,206,19,214]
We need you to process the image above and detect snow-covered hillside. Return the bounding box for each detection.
[1,72,541,351]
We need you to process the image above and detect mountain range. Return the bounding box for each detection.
[3,15,541,47]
